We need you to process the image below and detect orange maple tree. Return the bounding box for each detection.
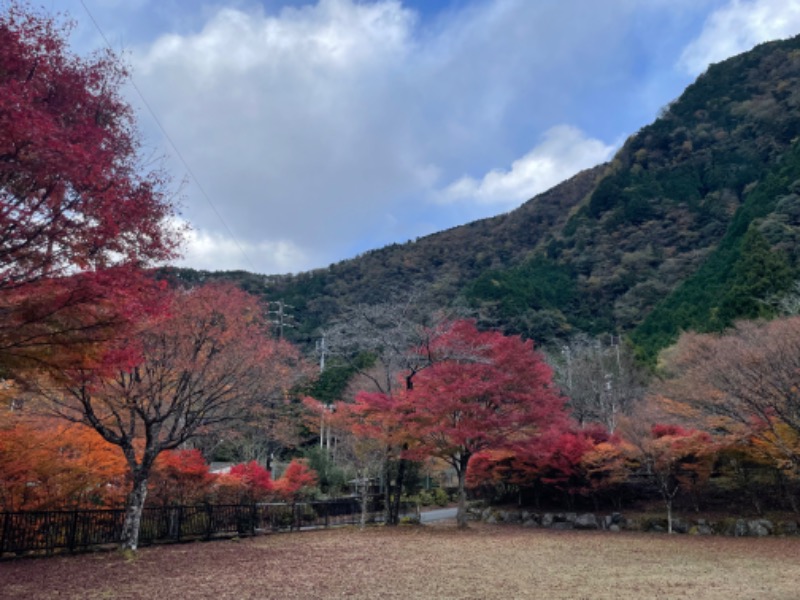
[33,283,286,550]
[0,415,126,511]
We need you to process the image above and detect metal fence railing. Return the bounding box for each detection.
[0,496,417,559]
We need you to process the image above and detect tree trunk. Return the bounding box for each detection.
[789,492,799,514]
[666,497,673,534]
[383,459,400,526]
[120,475,149,551]
[359,475,368,531]
[456,454,469,529]
[456,475,467,528]
[383,473,392,526]
[390,456,407,526]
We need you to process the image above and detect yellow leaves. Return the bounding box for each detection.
[749,420,800,476]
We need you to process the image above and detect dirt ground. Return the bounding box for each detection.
[2,523,799,599]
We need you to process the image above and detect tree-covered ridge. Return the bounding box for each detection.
[471,34,800,352]
[164,163,606,343]
[493,32,795,339]
[631,143,800,359]
[173,34,800,360]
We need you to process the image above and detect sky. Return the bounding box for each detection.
[52,0,800,275]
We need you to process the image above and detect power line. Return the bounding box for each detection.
[78,0,260,273]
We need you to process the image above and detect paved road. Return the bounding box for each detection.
[420,507,458,523]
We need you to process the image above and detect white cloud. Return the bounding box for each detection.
[440,126,615,208]
[176,225,313,274]
[131,0,424,273]
[68,0,735,274]
[679,0,800,75]
[127,0,648,273]
[137,0,413,76]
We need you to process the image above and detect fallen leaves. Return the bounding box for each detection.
[2,525,799,599]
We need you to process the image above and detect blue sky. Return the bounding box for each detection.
[54,0,800,275]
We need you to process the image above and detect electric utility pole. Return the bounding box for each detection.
[268,300,295,339]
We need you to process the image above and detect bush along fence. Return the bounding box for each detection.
[0,496,417,559]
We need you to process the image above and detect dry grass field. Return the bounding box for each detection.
[2,523,800,599]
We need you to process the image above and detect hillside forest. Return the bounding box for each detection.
[2,3,800,550]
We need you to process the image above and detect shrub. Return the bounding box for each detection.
[433,488,449,507]
[417,491,434,506]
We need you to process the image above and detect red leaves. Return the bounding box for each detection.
[0,266,168,372]
[229,461,274,493]
[625,421,717,505]
[0,5,179,289]
[0,5,180,380]
[403,320,568,466]
[342,320,572,524]
[214,461,274,504]
[651,423,692,439]
[0,407,321,509]
[467,426,616,492]
[274,459,318,502]
[345,391,411,451]
[646,423,714,460]
[344,320,573,471]
[466,449,516,488]
[149,449,214,506]
[214,459,319,504]
[67,281,280,450]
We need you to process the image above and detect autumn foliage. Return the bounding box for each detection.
[213,461,275,503]
[274,459,318,502]
[0,5,180,373]
[0,408,324,510]
[344,320,571,526]
[0,4,178,287]
[1,3,798,527]
[149,450,215,506]
[661,317,800,473]
[0,414,127,511]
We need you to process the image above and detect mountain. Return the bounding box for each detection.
[168,34,800,361]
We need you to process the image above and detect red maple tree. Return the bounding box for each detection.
[149,449,214,506]
[399,320,569,527]
[0,5,180,370]
[0,5,178,287]
[274,459,318,502]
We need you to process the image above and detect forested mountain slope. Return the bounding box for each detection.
[168,35,800,359]
[167,164,607,341]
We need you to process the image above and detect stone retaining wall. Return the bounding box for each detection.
[468,507,800,537]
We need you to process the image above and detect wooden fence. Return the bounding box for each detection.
[0,496,413,558]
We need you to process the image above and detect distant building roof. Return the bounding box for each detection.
[209,462,234,474]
